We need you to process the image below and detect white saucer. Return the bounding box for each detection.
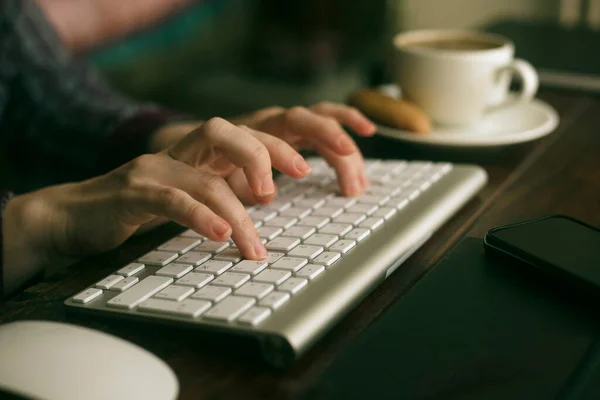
[375,84,559,148]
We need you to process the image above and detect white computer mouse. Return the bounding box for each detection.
[0,320,179,400]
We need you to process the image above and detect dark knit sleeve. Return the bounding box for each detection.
[0,0,188,186]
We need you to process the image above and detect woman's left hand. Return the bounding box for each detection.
[229,102,376,203]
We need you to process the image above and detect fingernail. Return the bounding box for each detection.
[261,173,275,195]
[337,136,355,153]
[254,240,268,259]
[294,155,312,174]
[214,221,231,238]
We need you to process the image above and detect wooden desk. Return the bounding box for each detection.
[1,89,598,400]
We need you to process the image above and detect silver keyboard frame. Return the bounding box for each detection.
[65,164,487,367]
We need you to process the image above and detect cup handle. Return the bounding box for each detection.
[489,59,539,110]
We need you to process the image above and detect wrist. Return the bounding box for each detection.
[2,194,52,296]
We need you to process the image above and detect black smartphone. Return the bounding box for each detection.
[484,215,600,294]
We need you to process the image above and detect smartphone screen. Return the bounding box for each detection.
[487,216,600,288]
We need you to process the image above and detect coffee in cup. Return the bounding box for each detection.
[393,30,539,127]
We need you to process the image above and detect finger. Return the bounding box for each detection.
[311,102,376,136]
[280,106,358,156]
[168,117,275,198]
[227,169,277,206]
[243,126,312,179]
[131,184,232,242]
[315,144,367,197]
[160,164,267,260]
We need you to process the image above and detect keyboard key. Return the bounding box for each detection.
[253,269,292,285]
[395,198,409,210]
[280,207,312,219]
[194,260,232,275]
[326,197,357,208]
[72,288,103,304]
[359,194,391,206]
[211,272,250,288]
[266,237,300,252]
[95,275,124,290]
[265,217,298,229]
[258,226,283,240]
[311,206,344,218]
[231,260,268,275]
[116,263,145,277]
[281,226,316,240]
[264,199,292,212]
[250,210,277,222]
[194,241,230,254]
[312,252,341,266]
[270,257,308,272]
[329,239,356,254]
[154,285,194,301]
[234,282,274,299]
[373,207,397,220]
[139,298,211,318]
[259,291,290,310]
[278,277,308,294]
[407,188,421,201]
[333,213,366,226]
[155,263,193,278]
[266,252,285,264]
[110,276,139,292]
[359,217,384,231]
[297,216,330,229]
[191,285,231,302]
[347,203,378,216]
[345,228,371,242]
[304,233,338,247]
[107,276,173,309]
[138,251,178,266]
[175,272,214,288]
[287,245,323,259]
[179,229,206,239]
[294,197,326,209]
[203,296,256,322]
[238,306,272,326]
[213,248,243,263]
[175,251,212,266]
[158,237,202,253]
[295,264,325,280]
[319,223,353,236]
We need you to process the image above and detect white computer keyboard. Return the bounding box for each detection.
[66,158,487,364]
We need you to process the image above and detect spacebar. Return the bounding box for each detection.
[107,276,173,309]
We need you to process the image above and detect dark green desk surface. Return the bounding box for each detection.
[309,237,600,400]
[1,88,599,399]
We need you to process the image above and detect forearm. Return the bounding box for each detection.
[37,0,194,52]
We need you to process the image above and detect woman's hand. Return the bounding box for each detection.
[3,118,312,290]
[230,102,376,200]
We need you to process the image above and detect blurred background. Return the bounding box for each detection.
[86,0,596,120]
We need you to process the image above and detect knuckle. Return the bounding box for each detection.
[156,186,180,208]
[200,172,227,194]
[130,154,156,171]
[202,117,230,139]
[286,106,308,120]
[265,105,285,114]
[185,202,204,224]
[315,101,333,111]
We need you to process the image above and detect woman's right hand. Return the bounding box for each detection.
[3,117,313,285]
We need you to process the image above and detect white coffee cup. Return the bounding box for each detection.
[393,30,539,127]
